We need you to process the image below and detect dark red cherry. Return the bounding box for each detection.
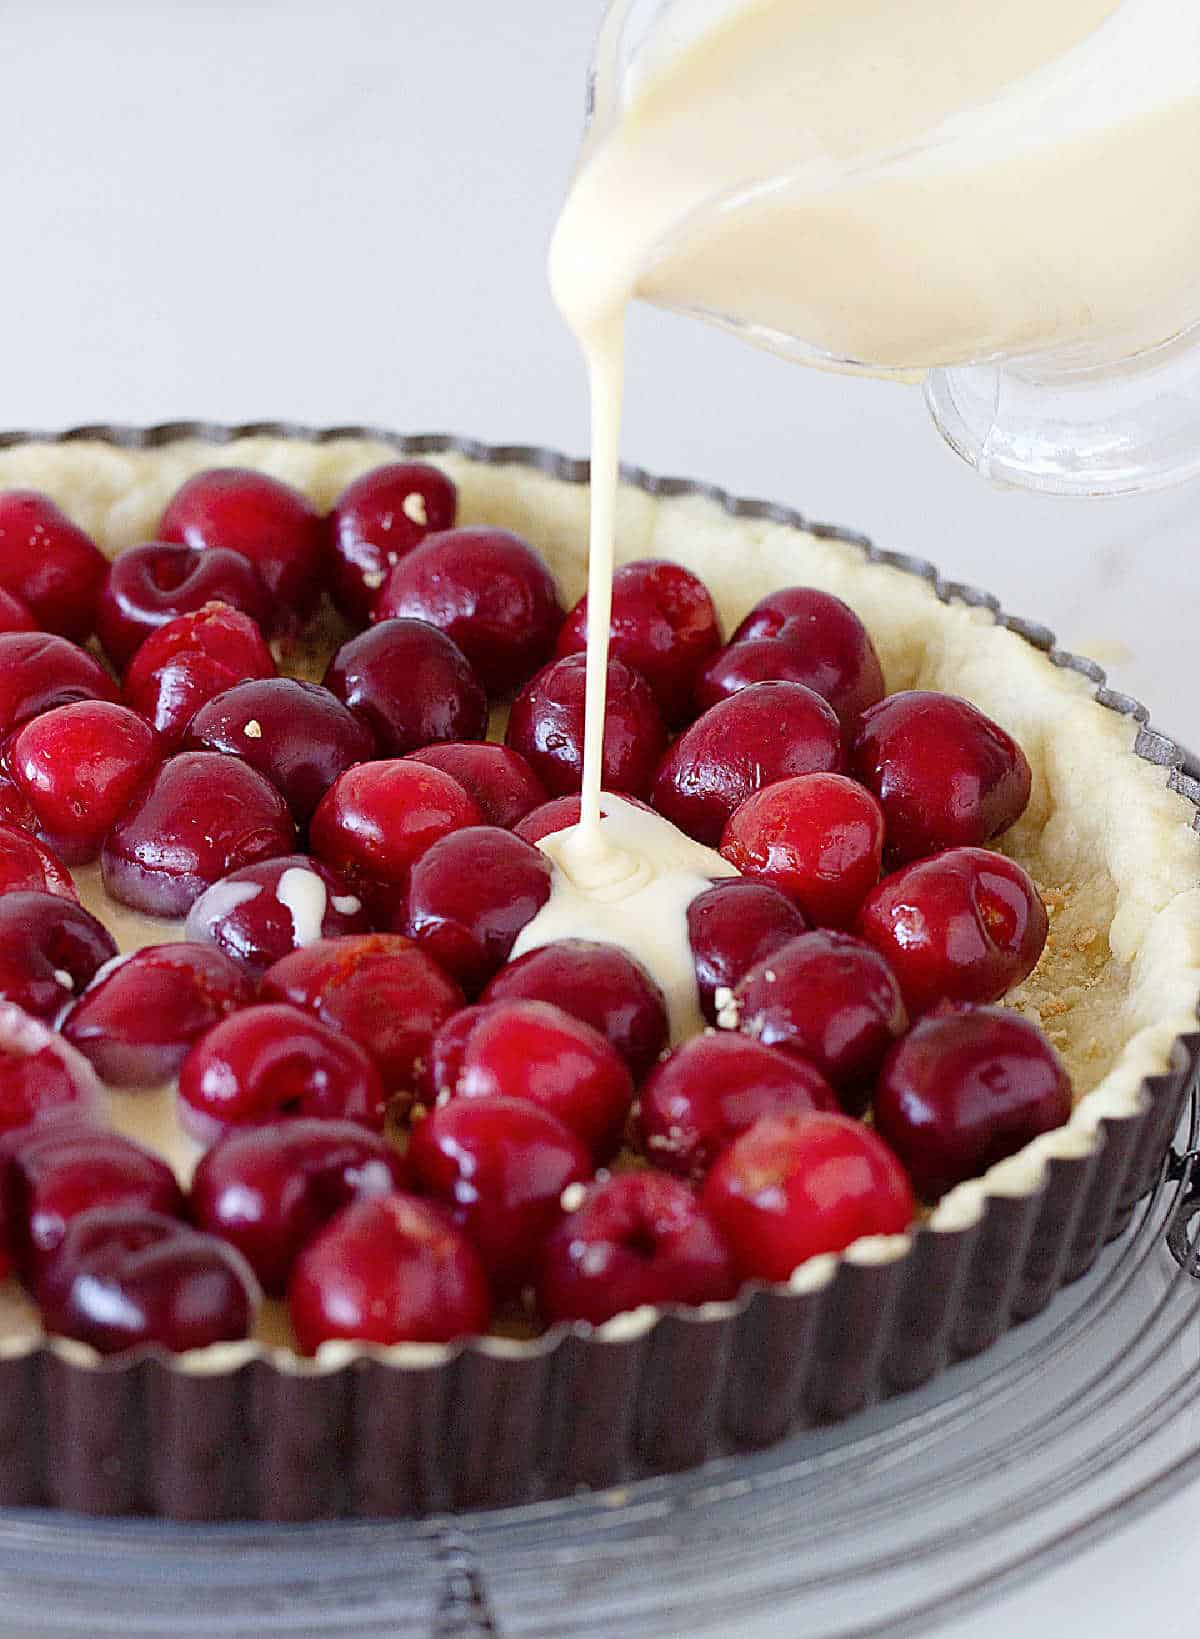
[0,892,116,1021]
[703,1111,914,1280]
[101,751,296,917]
[158,467,325,626]
[0,771,38,836]
[122,603,276,748]
[652,681,844,845]
[481,938,668,1080]
[857,847,1048,1015]
[61,943,255,1087]
[729,930,907,1114]
[0,824,78,902]
[185,676,375,824]
[190,1119,408,1295]
[506,653,666,798]
[686,878,809,1026]
[400,826,551,994]
[512,792,656,846]
[327,462,458,623]
[0,588,35,634]
[0,1002,106,1137]
[537,1172,738,1326]
[324,619,486,758]
[0,632,119,737]
[289,1192,489,1352]
[850,690,1032,865]
[874,1006,1072,1199]
[405,742,548,831]
[0,492,108,641]
[185,855,371,976]
[638,1031,838,1181]
[373,527,564,698]
[97,542,271,669]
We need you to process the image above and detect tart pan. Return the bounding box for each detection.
[0,420,1196,1522]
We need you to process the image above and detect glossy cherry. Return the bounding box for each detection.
[185,855,371,976]
[512,792,656,846]
[324,618,487,758]
[0,824,77,902]
[0,1002,106,1139]
[122,603,276,748]
[0,771,39,836]
[0,589,35,634]
[405,742,548,831]
[0,491,108,641]
[686,877,809,1026]
[0,892,116,1021]
[97,541,271,668]
[875,1006,1072,1199]
[327,462,458,623]
[0,632,119,737]
[506,653,666,798]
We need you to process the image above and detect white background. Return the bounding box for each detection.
[2,2,1198,1633]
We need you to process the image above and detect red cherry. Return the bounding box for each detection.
[289,1192,489,1352]
[407,1094,590,1290]
[0,1002,107,1138]
[327,462,458,623]
[875,1005,1072,1199]
[374,527,564,698]
[850,690,1032,865]
[400,826,551,994]
[512,792,656,846]
[506,653,666,798]
[537,1172,738,1326]
[686,878,809,1026]
[97,542,271,669]
[730,930,907,1114]
[425,999,634,1158]
[638,1031,838,1181]
[0,891,116,1021]
[704,1112,913,1280]
[9,701,163,864]
[178,1002,389,1144]
[405,742,548,831]
[0,588,36,634]
[158,467,325,627]
[61,942,255,1088]
[0,632,119,737]
[481,938,668,1080]
[0,824,78,901]
[190,1119,408,1295]
[652,681,844,846]
[38,1205,258,1355]
[554,558,721,727]
[857,847,1048,1015]
[101,751,296,917]
[185,676,375,824]
[0,770,38,836]
[324,619,487,758]
[261,934,464,1093]
[185,855,371,976]
[122,603,277,748]
[0,492,107,641]
[719,772,884,928]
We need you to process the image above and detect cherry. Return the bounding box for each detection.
[537,1172,738,1326]
[513,792,656,846]
[327,462,458,623]
[686,878,809,1026]
[0,892,116,1021]
[703,1112,913,1281]
[185,855,371,976]
[324,619,486,758]
[400,826,551,994]
[374,527,564,698]
[506,653,666,798]
[729,930,907,1114]
[178,1002,388,1144]
[158,467,325,627]
[719,772,884,928]
[61,943,255,1087]
[850,690,1032,865]
[554,558,721,727]
[425,999,634,1158]
[290,1192,489,1352]
[185,676,375,824]
[261,934,464,1094]
[9,702,162,865]
[638,1031,838,1181]
[857,847,1048,1015]
[405,742,548,831]
[407,1094,590,1290]
[0,632,119,737]
[874,1005,1072,1199]
[190,1119,408,1295]
[0,588,35,634]
[0,491,108,641]
[0,771,38,836]
[481,939,668,1080]
[697,587,885,731]
[97,542,271,669]
[122,603,276,748]
[652,681,844,846]
[101,751,296,918]
[0,824,78,902]
[38,1205,258,1355]
[0,1002,106,1138]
